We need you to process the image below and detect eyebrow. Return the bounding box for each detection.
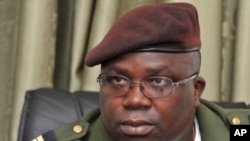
[102,65,128,75]
[102,63,173,76]
[144,66,173,76]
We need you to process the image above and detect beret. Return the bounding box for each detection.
[85,2,201,67]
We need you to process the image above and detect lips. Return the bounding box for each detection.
[120,120,154,136]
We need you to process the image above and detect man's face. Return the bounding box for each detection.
[99,52,205,141]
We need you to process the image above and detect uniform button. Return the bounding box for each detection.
[73,125,83,133]
[232,117,241,125]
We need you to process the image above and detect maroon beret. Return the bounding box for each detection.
[85,2,201,67]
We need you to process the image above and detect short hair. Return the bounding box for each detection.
[190,51,201,74]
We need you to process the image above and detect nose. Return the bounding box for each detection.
[122,83,152,110]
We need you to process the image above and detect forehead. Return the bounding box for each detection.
[101,52,194,77]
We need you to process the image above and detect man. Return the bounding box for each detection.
[33,2,250,141]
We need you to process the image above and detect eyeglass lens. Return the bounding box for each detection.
[99,75,174,98]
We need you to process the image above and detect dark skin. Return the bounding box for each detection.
[100,52,206,141]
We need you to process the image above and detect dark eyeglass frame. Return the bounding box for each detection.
[97,73,198,99]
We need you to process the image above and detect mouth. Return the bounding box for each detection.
[120,120,154,136]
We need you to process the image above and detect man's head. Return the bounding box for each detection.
[85,2,206,141]
[84,2,201,66]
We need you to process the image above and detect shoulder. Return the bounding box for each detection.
[196,99,250,141]
[32,108,101,141]
[199,99,250,125]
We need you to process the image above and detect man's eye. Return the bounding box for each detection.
[149,77,168,87]
[112,76,123,82]
[106,76,127,85]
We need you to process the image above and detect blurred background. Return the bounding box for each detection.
[0,0,249,141]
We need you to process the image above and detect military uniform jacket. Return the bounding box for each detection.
[34,99,250,141]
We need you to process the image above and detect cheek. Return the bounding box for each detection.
[174,82,197,109]
[100,94,122,126]
[154,88,195,132]
[100,94,116,118]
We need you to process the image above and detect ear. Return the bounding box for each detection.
[193,76,206,108]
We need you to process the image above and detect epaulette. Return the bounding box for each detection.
[31,108,102,141]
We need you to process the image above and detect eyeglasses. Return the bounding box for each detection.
[97,73,198,99]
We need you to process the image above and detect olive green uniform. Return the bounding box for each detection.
[33,99,250,141]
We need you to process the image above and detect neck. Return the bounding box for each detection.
[171,124,195,141]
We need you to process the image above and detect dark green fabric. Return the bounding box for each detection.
[42,99,250,141]
[197,99,250,141]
